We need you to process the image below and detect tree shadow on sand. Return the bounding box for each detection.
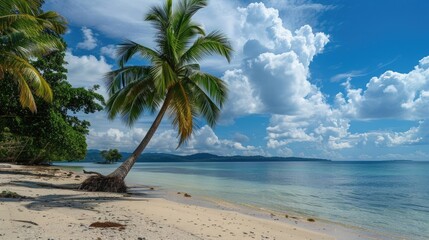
[24,194,147,211]
[0,170,58,178]
[8,180,80,189]
[3,180,161,212]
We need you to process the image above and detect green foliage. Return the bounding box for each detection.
[106,0,232,147]
[0,0,67,112]
[0,44,104,164]
[100,149,122,164]
[0,127,32,161]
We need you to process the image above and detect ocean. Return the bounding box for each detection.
[56,160,429,240]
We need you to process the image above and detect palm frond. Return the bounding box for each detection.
[0,11,67,36]
[1,53,52,98]
[105,66,151,95]
[0,0,41,15]
[0,0,67,112]
[14,73,37,112]
[186,80,220,127]
[106,80,160,125]
[105,66,163,125]
[4,32,64,59]
[0,53,52,112]
[144,0,172,31]
[36,11,67,34]
[181,30,232,64]
[150,59,177,92]
[15,72,37,112]
[189,71,227,107]
[172,0,207,53]
[0,14,42,34]
[116,41,159,67]
[168,82,195,146]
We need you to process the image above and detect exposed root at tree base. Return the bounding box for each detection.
[78,175,127,193]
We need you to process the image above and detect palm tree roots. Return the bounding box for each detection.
[79,175,127,193]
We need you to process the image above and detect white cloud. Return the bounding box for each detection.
[267,0,335,30]
[221,3,329,121]
[49,0,429,159]
[65,50,113,101]
[337,56,429,120]
[330,70,366,82]
[233,132,250,143]
[266,113,428,159]
[77,27,97,50]
[266,109,349,150]
[334,121,428,150]
[45,0,157,43]
[100,44,117,59]
[65,51,112,88]
[220,69,263,123]
[46,0,237,50]
[87,125,265,156]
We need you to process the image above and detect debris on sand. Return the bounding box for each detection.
[0,190,25,199]
[89,221,126,229]
[13,220,38,226]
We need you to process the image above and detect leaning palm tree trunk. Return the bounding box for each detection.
[79,93,172,192]
[79,0,232,193]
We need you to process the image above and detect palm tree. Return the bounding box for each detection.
[79,0,232,192]
[0,0,67,112]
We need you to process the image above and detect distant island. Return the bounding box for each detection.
[75,150,330,163]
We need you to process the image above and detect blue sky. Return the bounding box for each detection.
[44,0,429,160]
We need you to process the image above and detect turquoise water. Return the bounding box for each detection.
[57,161,429,239]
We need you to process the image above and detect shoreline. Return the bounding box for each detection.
[0,163,390,239]
[129,183,394,240]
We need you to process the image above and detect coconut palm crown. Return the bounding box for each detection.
[79,0,232,192]
[0,0,67,112]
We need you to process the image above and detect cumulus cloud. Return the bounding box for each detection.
[221,2,329,121]
[48,0,429,159]
[267,114,428,156]
[263,54,429,156]
[64,50,113,101]
[65,51,112,88]
[77,27,97,50]
[220,69,263,123]
[337,56,429,120]
[262,54,429,158]
[100,44,117,59]
[266,109,349,150]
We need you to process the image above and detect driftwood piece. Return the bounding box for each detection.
[13,220,38,226]
[82,170,103,176]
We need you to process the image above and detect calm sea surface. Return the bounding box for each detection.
[56,161,429,239]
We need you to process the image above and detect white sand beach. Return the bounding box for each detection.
[0,164,338,240]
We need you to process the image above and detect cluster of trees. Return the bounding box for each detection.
[0,0,104,164]
[100,149,122,164]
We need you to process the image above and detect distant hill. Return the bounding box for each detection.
[77,150,330,163]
